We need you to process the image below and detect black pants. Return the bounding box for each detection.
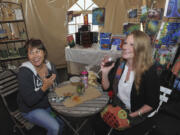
[93,113,154,135]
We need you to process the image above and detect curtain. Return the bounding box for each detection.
[93,0,108,7]
[21,0,77,68]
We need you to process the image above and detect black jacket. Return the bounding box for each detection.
[17,61,60,113]
[108,58,160,112]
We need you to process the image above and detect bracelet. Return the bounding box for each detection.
[138,111,142,116]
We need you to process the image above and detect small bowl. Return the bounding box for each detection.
[70,76,81,85]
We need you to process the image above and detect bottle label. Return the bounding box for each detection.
[81,76,88,88]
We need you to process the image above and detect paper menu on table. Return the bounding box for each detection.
[55,83,102,107]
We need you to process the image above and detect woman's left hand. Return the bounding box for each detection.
[41,74,56,92]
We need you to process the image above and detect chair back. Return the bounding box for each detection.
[0,69,33,134]
[0,70,19,112]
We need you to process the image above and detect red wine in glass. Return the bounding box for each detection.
[104,57,114,67]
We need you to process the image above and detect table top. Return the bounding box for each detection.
[65,44,122,65]
[48,81,109,117]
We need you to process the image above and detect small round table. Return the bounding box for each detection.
[48,81,109,135]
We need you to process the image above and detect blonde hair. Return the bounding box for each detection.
[129,30,153,91]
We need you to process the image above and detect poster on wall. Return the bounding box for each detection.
[128,9,137,18]
[92,8,105,26]
[164,0,180,18]
[148,8,164,20]
[154,45,178,75]
[140,5,148,22]
[123,23,140,35]
[145,20,160,42]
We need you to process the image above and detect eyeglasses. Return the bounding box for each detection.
[28,48,42,55]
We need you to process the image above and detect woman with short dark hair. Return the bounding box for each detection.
[17,38,64,135]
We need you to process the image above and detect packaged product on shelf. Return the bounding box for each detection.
[100,38,111,50]
[99,32,111,50]
[67,35,75,48]
[111,35,125,51]
[14,8,23,20]
[0,49,8,58]
[1,4,15,21]
[0,29,8,40]
[18,47,26,57]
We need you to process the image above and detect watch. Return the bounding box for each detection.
[138,111,142,116]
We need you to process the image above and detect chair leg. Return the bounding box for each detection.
[107,127,113,135]
[13,125,26,135]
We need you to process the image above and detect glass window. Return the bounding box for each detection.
[68,25,76,34]
[85,0,93,10]
[76,15,84,24]
[77,0,85,9]
[69,4,82,11]
[68,0,99,36]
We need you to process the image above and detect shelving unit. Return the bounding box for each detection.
[0,2,28,71]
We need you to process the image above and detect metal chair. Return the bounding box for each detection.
[107,86,172,135]
[0,70,34,135]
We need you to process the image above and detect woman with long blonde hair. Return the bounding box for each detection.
[94,30,160,135]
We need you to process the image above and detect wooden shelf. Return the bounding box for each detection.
[0,39,26,44]
[0,19,24,24]
[0,56,27,61]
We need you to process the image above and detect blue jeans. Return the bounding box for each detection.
[22,107,64,135]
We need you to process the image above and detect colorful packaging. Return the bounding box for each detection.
[67,35,75,48]
[111,35,125,51]
[100,38,111,50]
[99,32,111,50]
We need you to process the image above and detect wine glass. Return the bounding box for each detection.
[85,55,116,78]
[103,57,115,67]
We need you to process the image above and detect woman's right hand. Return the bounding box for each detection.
[101,56,115,75]
[41,74,56,92]
[100,56,115,90]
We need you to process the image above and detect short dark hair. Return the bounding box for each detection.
[25,38,48,60]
